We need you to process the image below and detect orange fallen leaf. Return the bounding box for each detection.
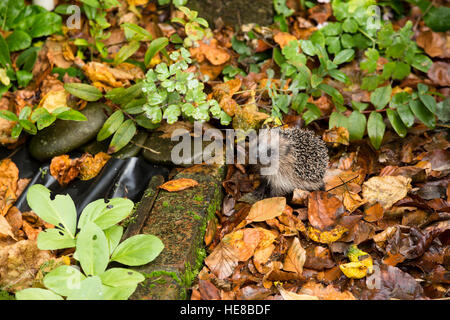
[159,178,199,192]
[323,127,350,147]
[0,159,19,216]
[364,202,384,222]
[50,155,80,186]
[78,152,111,180]
[283,237,306,275]
[246,197,286,223]
[273,32,297,49]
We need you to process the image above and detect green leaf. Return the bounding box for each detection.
[329,111,348,129]
[409,99,435,128]
[75,222,109,276]
[78,198,134,230]
[102,285,136,300]
[348,111,367,140]
[26,185,77,238]
[37,228,77,250]
[351,101,369,112]
[111,234,164,266]
[99,268,144,287]
[0,110,18,122]
[332,49,354,65]
[43,266,86,297]
[291,93,308,113]
[0,35,11,68]
[299,40,317,56]
[66,276,105,300]
[367,111,386,149]
[423,6,450,32]
[6,30,31,52]
[121,23,152,41]
[302,103,321,126]
[342,18,358,33]
[386,109,407,138]
[328,69,349,83]
[114,40,141,65]
[397,103,415,128]
[273,0,294,17]
[411,54,433,73]
[104,225,123,256]
[418,93,437,114]
[318,83,344,107]
[108,119,136,153]
[370,85,392,109]
[392,62,411,80]
[144,37,169,67]
[97,110,124,141]
[16,288,63,300]
[64,83,103,101]
[16,70,33,88]
[55,109,87,121]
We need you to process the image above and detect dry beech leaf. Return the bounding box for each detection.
[308,191,345,231]
[279,287,319,300]
[246,197,286,223]
[343,191,367,213]
[283,237,306,275]
[273,32,297,49]
[362,176,412,209]
[190,39,230,66]
[204,240,239,280]
[159,178,199,192]
[78,152,111,180]
[364,202,384,222]
[323,127,349,147]
[0,214,15,240]
[50,155,80,186]
[299,281,356,300]
[0,159,19,216]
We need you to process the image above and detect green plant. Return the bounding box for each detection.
[0,0,62,91]
[170,6,212,47]
[271,38,352,123]
[158,0,188,7]
[359,21,432,91]
[0,105,87,139]
[405,0,450,32]
[15,184,164,300]
[64,0,120,58]
[141,47,231,125]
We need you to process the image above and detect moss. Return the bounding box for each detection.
[193,195,204,202]
[0,290,14,300]
[162,201,169,208]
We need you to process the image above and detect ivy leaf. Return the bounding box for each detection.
[370,85,392,109]
[367,111,385,149]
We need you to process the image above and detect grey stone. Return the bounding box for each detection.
[29,103,109,161]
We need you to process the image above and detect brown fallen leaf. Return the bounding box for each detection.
[283,237,306,275]
[279,287,319,300]
[0,239,56,292]
[342,191,367,213]
[364,202,384,222]
[323,127,350,147]
[362,176,412,209]
[0,214,15,240]
[427,61,450,87]
[307,191,345,231]
[0,159,19,216]
[299,280,356,300]
[78,152,111,180]
[190,39,230,66]
[416,30,450,58]
[158,178,199,192]
[50,155,80,186]
[246,197,286,223]
[204,240,239,280]
[273,32,297,49]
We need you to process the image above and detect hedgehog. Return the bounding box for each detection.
[254,127,329,196]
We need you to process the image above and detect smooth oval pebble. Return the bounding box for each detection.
[29,103,109,161]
